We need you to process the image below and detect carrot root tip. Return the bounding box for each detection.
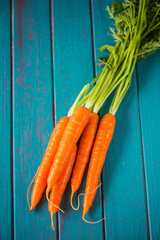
[51,213,55,231]
[82,216,104,224]
[29,207,33,212]
[27,171,37,211]
[46,190,65,214]
[70,191,78,211]
[70,191,85,211]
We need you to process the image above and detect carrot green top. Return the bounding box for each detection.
[68,0,160,117]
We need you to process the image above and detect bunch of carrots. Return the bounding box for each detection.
[28,107,115,229]
[28,0,160,230]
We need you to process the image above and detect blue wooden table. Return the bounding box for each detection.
[0,0,160,239]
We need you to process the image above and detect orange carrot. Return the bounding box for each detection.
[70,113,99,209]
[48,146,77,230]
[83,113,115,218]
[46,107,90,194]
[29,117,69,211]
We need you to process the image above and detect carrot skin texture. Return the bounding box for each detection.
[30,117,69,211]
[48,146,77,214]
[47,107,90,193]
[83,113,115,217]
[71,113,99,195]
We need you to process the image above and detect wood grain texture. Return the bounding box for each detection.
[51,0,104,239]
[0,0,159,239]
[91,0,149,239]
[0,0,12,239]
[137,53,160,239]
[12,0,56,238]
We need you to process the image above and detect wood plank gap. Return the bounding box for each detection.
[49,0,56,128]
[90,1,105,239]
[89,0,96,79]
[100,171,107,240]
[50,0,59,238]
[135,64,151,240]
[10,0,14,239]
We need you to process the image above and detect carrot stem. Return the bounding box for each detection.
[68,84,90,117]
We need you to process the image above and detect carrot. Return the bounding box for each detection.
[70,113,99,210]
[29,117,69,211]
[83,113,115,218]
[48,146,77,230]
[46,106,90,194]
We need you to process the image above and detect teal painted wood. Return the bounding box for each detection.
[137,53,160,239]
[0,0,12,239]
[51,0,104,239]
[12,0,56,238]
[92,0,149,239]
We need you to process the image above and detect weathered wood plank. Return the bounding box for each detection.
[137,53,160,239]
[12,0,56,238]
[92,0,149,239]
[0,0,12,239]
[51,0,104,239]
